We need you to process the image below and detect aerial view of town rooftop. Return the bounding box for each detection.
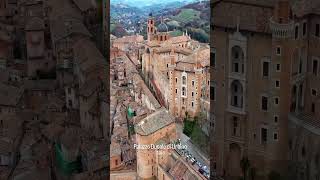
[110,0,211,179]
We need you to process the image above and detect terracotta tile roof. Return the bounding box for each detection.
[50,18,91,42]
[292,0,320,17]
[113,35,144,44]
[135,108,174,136]
[167,35,190,44]
[48,0,82,20]
[110,141,121,157]
[73,38,106,75]
[79,78,101,97]
[169,160,188,179]
[0,83,24,106]
[213,0,274,33]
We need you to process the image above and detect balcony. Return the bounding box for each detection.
[288,112,320,136]
[269,17,294,39]
[227,105,246,115]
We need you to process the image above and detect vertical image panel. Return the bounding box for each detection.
[110,0,210,179]
[0,0,110,179]
[211,0,320,180]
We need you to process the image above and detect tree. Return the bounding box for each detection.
[240,156,250,180]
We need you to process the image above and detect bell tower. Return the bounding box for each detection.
[147,13,155,42]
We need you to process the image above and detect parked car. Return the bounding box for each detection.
[190,158,196,164]
[204,172,210,179]
[198,168,205,174]
[202,166,209,174]
[196,161,202,167]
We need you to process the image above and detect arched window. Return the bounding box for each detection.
[231,80,243,108]
[231,46,244,73]
[182,76,186,85]
[182,87,186,96]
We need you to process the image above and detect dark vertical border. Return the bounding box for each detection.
[210,0,215,179]
[103,0,111,179]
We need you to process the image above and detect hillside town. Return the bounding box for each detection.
[0,0,109,179]
[110,12,211,180]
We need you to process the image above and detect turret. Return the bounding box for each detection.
[147,13,155,42]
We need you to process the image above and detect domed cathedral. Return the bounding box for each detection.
[147,14,170,43]
[146,13,191,46]
[212,0,320,179]
[155,17,170,42]
[141,13,210,119]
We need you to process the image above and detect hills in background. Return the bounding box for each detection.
[110,0,199,9]
[110,0,210,43]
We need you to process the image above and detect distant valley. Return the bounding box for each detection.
[110,0,210,43]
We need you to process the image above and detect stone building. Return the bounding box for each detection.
[135,108,177,179]
[135,108,206,180]
[212,0,320,179]
[141,15,210,118]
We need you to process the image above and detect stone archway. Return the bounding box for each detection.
[228,143,242,178]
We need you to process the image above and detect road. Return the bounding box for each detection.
[176,124,210,172]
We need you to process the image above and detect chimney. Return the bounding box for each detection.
[274,0,291,24]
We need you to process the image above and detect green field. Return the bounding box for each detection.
[172,8,201,24]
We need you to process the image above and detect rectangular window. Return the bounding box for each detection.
[182,87,186,96]
[313,59,318,75]
[274,115,279,123]
[295,25,299,39]
[211,85,216,101]
[262,62,269,77]
[276,63,281,72]
[191,102,194,107]
[233,63,239,73]
[275,80,280,88]
[273,132,278,141]
[192,80,195,86]
[262,96,268,111]
[175,89,177,94]
[192,91,194,97]
[274,97,279,105]
[312,103,315,113]
[316,24,320,37]
[211,51,216,67]
[276,47,281,55]
[232,116,240,136]
[303,22,307,36]
[261,128,268,143]
[312,89,317,96]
